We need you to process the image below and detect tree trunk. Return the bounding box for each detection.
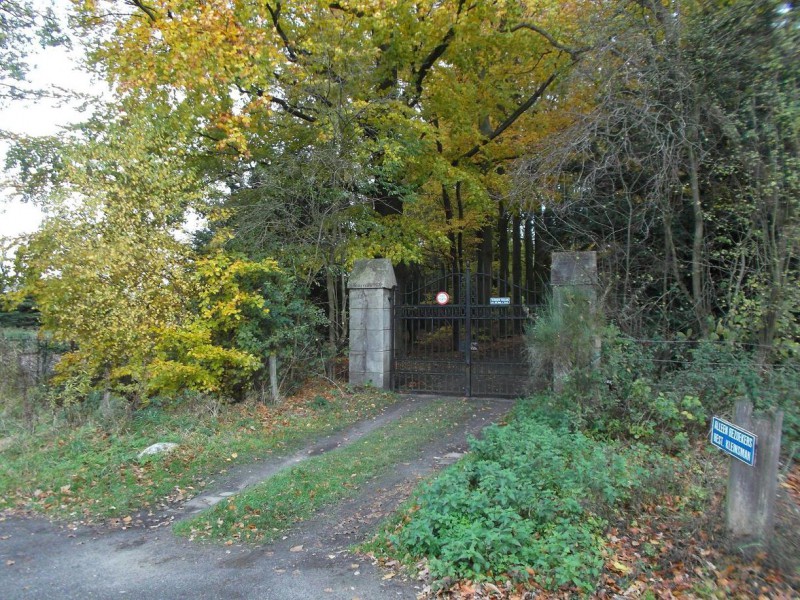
[498,202,509,296]
[512,212,522,332]
[477,225,493,304]
[524,213,534,304]
[512,212,522,305]
[269,353,280,403]
[532,209,550,305]
[326,266,338,346]
[688,142,707,335]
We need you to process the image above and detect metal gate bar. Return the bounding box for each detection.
[392,267,534,398]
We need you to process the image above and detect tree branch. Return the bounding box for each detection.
[408,26,455,107]
[328,2,365,18]
[456,72,558,164]
[268,96,318,122]
[266,2,299,62]
[233,82,318,122]
[508,22,590,59]
[126,0,158,23]
[407,0,465,107]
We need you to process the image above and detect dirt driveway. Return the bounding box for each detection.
[0,396,513,600]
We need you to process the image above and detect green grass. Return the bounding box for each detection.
[174,398,474,543]
[0,386,399,520]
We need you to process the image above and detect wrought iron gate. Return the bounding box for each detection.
[392,268,534,398]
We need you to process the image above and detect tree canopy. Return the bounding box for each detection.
[0,0,69,104]
[2,0,797,402]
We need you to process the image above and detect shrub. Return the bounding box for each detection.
[530,321,799,455]
[386,402,673,593]
[526,290,603,394]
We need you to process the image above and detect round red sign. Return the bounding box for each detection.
[435,291,450,305]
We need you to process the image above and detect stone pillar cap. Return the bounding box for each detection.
[551,251,597,286]
[347,258,397,290]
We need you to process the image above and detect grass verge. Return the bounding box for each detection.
[174,397,474,544]
[0,383,398,521]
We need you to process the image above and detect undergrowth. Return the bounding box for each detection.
[365,400,679,594]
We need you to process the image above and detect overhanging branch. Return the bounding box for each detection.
[126,0,158,22]
[508,23,590,59]
[456,72,558,165]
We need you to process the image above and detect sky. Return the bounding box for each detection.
[0,6,101,239]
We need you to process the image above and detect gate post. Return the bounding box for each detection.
[348,259,397,390]
[550,252,599,391]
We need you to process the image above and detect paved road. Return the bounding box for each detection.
[0,396,513,600]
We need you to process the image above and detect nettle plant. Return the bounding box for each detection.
[387,403,674,593]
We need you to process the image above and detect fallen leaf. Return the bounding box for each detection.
[5,560,14,566]
[289,545,304,552]
[382,573,395,580]
[610,560,632,575]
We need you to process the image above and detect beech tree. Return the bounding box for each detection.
[0,0,69,104]
[72,0,595,281]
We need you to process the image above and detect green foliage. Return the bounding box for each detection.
[175,398,472,543]
[0,0,69,103]
[538,326,800,456]
[0,297,39,329]
[381,402,673,593]
[5,110,327,407]
[526,289,602,393]
[6,112,202,404]
[149,249,328,400]
[0,385,400,519]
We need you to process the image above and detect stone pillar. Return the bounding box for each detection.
[550,251,598,391]
[348,259,397,389]
[551,251,598,308]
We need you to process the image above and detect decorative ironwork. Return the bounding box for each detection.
[392,266,537,398]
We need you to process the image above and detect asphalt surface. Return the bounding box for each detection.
[0,396,513,600]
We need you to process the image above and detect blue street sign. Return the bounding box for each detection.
[489,297,511,306]
[710,416,757,466]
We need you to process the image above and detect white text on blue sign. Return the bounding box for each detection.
[710,416,757,467]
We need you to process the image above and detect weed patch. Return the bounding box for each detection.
[365,400,676,594]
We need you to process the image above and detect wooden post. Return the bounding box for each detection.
[726,400,783,546]
[269,353,280,403]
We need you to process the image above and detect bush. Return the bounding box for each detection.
[526,290,602,394]
[530,321,800,456]
[385,402,674,593]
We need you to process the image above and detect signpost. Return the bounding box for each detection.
[712,403,783,546]
[710,416,757,467]
[489,297,510,306]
